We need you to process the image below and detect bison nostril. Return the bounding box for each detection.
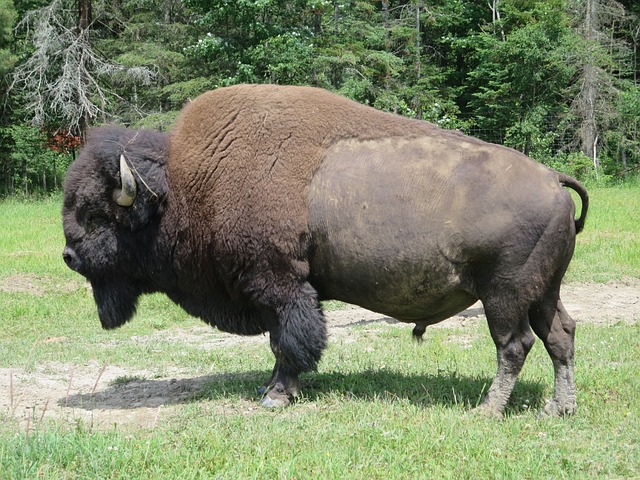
[62,246,80,270]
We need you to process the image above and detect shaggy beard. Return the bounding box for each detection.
[91,279,141,329]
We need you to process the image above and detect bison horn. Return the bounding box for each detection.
[114,154,137,207]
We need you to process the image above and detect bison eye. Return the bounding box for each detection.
[76,205,108,235]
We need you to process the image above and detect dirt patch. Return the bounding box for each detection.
[0,273,83,296]
[0,273,49,296]
[1,280,638,431]
[560,279,640,324]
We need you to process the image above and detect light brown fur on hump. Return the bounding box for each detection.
[167,84,448,268]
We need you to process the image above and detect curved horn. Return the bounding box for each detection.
[114,154,137,207]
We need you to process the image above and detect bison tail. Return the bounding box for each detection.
[558,173,589,234]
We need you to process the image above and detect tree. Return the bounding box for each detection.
[182,0,313,85]
[0,0,18,197]
[4,124,65,195]
[0,0,17,77]
[92,0,202,129]
[10,0,153,141]
[2,0,639,195]
[461,1,577,155]
[569,0,628,172]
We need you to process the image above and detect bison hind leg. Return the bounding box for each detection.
[475,298,536,418]
[529,298,577,417]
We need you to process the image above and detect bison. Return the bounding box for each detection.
[62,84,588,417]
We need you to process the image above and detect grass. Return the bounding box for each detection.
[0,322,638,478]
[0,186,639,479]
[567,184,640,281]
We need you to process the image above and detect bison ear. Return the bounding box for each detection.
[111,152,168,231]
[113,155,138,207]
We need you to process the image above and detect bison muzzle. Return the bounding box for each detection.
[62,84,588,417]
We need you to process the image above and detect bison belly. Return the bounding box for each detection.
[307,136,569,324]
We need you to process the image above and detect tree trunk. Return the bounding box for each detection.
[163,0,172,23]
[2,161,9,194]
[332,3,339,88]
[581,63,598,160]
[414,2,422,119]
[313,8,323,36]
[382,0,389,30]
[382,0,392,97]
[6,162,12,194]
[53,155,58,190]
[22,159,28,195]
[580,0,598,162]
[633,24,639,85]
[78,0,92,144]
[488,0,506,41]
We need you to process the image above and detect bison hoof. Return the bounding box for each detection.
[471,404,504,420]
[259,385,294,408]
[260,395,290,408]
[257,385,268,396]
[538,399,577,418]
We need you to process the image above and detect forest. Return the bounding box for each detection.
[0,0,639,195]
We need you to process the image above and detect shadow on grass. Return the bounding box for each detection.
[305,369,545,415]
[63,368,545,416]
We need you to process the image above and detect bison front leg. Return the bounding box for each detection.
[259,362,302,408]
[259,282,327,408]
[257,360,280,396]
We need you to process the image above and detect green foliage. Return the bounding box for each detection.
[3,0,640,196]
[248,31,316,84]
[544,151,596,180]
[463,3,576,147]
[603,86,640,176]
[0,0,17,75]
[1,125,70,196]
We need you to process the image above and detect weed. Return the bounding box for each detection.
[110,375,147,388]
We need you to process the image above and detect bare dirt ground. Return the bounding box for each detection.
[2,279,639,431]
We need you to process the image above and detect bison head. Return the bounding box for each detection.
[62,126,169,329]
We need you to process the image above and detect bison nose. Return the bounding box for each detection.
[62,246,82,272]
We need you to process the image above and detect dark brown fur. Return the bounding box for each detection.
[63,84,588,415]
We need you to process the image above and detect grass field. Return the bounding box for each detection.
[0,186,639,479]
[567,184,640,282]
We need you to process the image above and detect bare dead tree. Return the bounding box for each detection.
[580,0,601,169]
[77,0,91,141]
[631,20,640,85]
[415,1,421,87]
[569,0,629,172]
[10,0,153,142]
[487,0,506,41]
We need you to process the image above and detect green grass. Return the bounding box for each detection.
[0,187,639,479]
[0,323,638,478]
[567,184,640,281]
